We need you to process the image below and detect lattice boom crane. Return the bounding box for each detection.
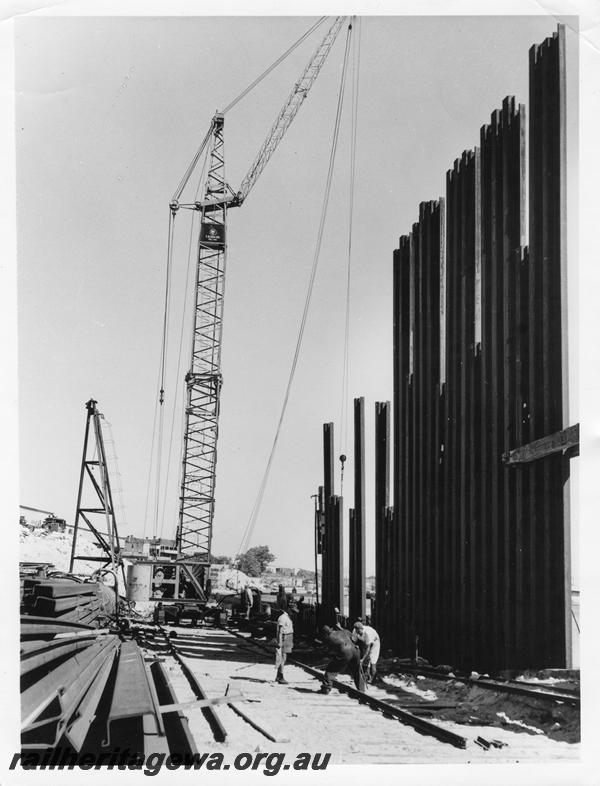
[170,16,348,565]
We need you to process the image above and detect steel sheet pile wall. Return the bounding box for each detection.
[391,26,569,670]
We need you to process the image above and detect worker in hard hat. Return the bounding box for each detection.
[318,625,365,694]
[352,620,381,684]
[275,605,294,684]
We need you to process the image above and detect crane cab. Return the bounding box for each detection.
[127,560,208,625]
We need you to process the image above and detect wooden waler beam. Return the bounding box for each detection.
[502,423,579,464]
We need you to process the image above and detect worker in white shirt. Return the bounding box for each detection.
[275,606,295,684]
[352,621,381,684]
[243,584,253,619]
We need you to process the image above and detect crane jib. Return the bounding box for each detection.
[166,17,349,565]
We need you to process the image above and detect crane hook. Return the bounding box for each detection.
[339,454,347,496]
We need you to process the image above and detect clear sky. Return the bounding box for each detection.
[15,13,578,574]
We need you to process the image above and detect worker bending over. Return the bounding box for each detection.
[275,606,294,684]
[318,625,366,694]
[352,621,380,684]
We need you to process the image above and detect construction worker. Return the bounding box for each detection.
[243,584,253,619]
[352,621,381,684]
[153,602,165,625]
[276,584,287,611]
[275,607,294,684]
[318,625,365,694]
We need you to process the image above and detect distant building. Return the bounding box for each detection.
[275,567,298,577]
[122,535,150,557]
[122,535,177,561]
[149,538,177,560]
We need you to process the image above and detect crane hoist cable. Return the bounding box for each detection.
[237,19,355,559]
[143,361,163,538]
[158,208,199,537]
[171,121,215,206]
[158,160,207,538]
[340,17,362,457]
[151,139,209,540]
[152,209,176,538]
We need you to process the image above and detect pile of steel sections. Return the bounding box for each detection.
[21,621,119,750]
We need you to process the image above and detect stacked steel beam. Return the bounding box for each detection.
[21,576,117,627]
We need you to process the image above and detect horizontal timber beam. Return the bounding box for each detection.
[502,423,579,464]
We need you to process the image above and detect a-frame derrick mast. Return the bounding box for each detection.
[69,398,125,587]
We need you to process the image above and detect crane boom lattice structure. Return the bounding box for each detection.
[236,16,347,205]
[176,115,227,560]
[172,17,348,562]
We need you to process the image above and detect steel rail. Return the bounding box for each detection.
[65,650,117,751]
[20,632,104,656]
[153,627,228,743]
[104,639,169,754]
[472,677,579,705]
[21,616,96,636]
[150,660,199,756]
[21,638,95,676]
[394,666,579,706]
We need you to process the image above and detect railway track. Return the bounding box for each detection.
[138,624,472,762]
[223,627,468,748]
[391,665,580,706]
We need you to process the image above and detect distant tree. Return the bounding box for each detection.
[237,545,276,577]
[211,554,231,565]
